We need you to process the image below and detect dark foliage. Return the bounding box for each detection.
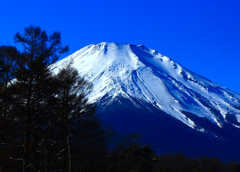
[153,153,240,172]
[0,25,108,172]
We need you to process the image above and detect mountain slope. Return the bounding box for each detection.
[51,42,240,161]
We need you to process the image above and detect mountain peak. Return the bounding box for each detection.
[52,42,240,130]
[51,42,240,161]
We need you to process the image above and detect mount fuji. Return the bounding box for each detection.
[51,42,240,161]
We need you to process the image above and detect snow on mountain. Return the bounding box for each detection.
[51,42,240,131]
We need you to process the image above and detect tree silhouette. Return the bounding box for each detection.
[50,61,108,171]
[0,25,69,171]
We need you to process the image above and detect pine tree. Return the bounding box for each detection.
[1,25,69,171]
[0,45,19,117]
[50,61,108,171]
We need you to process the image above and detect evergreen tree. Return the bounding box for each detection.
[0,45,19,117]
[50,62,108,171]
[0,45,18,86]
[0,25,69,171]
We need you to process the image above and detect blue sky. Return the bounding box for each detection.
[1,0,240,93]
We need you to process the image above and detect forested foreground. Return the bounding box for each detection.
[0,25,240,172]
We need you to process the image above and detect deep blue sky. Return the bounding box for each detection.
[1,0,240,93]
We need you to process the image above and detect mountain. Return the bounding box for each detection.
[51,42,240,161]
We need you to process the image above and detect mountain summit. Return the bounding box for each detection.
[51,42,240,161]
[52,42,240,129]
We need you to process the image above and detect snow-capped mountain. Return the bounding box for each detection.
[51,42,240,161]
[52,42,240,129]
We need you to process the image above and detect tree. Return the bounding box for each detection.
[0,46,23,171]
[0,25,69,171]
[0,45,19,117]
[0,45,19,86]
[107,144,156,172]
[49,61,108,171]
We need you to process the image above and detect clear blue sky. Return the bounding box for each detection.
[1,0,240,93]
